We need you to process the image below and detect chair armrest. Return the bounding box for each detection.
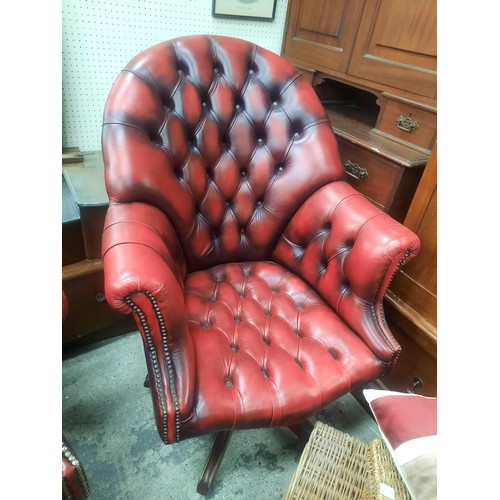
[272,181,420,371]
[102,201,194,443]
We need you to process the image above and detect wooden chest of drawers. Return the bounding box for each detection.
[375,93,437,151]
[62,259,134,345]
[281,0,437,396]
[336,136,423,222]
[62,152,135,348]
[326,105,428,223]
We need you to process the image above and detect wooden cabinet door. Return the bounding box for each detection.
[282,0,366,73]
[348,0,437,99]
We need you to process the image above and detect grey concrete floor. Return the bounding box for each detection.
[62,330,380,500]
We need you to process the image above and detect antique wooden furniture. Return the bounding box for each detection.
[281,0,437,223]
[282,0,437,395]
[62,153,135,346]
[384,144,437,396]
[100,34,420,494]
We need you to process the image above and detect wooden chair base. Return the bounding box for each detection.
[288,420,314,443]
[147,376,316,496]
[197,430,232,495]
[196,420,314,495]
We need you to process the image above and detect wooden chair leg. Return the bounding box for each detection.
[197,430,232,495]
[288,419,314,443]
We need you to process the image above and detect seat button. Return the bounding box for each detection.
[235,104,241,110]
[294,132,299,138]
[249,69,254,75]
[257,138,263,143]
[214,68,219,74]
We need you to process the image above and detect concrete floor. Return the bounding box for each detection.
[62,330,381,500]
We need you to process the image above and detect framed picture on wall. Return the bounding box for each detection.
[212,0,277,21]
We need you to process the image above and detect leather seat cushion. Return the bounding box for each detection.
[181,261,383,436]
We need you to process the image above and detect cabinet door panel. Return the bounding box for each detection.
[348,0,436,98]
[282,0,365,72]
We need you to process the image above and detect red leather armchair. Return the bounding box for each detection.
[101,34,420,494]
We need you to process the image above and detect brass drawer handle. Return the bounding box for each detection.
[397,113,419,132]
[344,160,368,180]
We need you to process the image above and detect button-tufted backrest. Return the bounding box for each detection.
[102,35,345,272]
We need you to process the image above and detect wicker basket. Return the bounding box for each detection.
[361,439,412,500]
[283,421,411,500]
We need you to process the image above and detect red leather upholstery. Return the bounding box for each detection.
[182,260,383,438]
[62,293,90,499]
[102,35,344,272]
[101,35,420,446]
[62,437,90,500]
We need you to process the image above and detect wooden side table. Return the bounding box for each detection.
[62,151,135,347]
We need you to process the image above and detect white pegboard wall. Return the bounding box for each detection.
[62,0,289,151]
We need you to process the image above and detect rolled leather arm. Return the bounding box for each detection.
[101,201,195,443]
[272,181,420,371]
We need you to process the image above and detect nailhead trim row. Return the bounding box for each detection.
[374,249,413,375]
[124,294,181,443]
[62,440,90,498]
[144,290,181,442]
[62,480,72,500]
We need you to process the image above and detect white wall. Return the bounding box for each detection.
[62,0,289,151]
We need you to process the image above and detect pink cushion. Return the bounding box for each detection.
[364,389,437,500]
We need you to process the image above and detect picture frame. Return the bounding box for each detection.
[212,0,277,21]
